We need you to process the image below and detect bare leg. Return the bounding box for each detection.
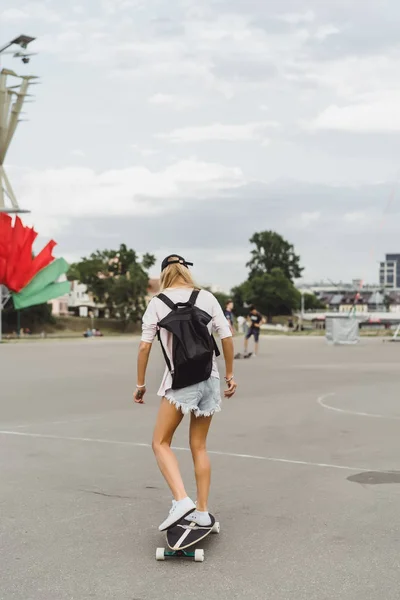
[244,335,249,354]
[189,413,213,512]
[152,398,186,500]
[254,341,259,355]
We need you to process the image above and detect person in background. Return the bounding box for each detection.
[244,305,263,357]
[224,300,235,335]
[237,315,246,335]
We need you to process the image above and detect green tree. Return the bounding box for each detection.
[3,302,55,333]
[213,292,230,311]
[234,268,301,321]
[303,293,326,311]
[68,244,156,323]
[231,284,249,317]
[247,231,303,282]
[383,294,391,311]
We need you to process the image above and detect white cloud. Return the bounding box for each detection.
[278,10,315,25]
[101,0,144,15]
[343,211,369,223]
[314,25,340,41]
[12,159,245,233]
[1,8,28,20]
[1,2,61,23]
[131,144,159,157]
[157,121,279,143]
[291,211,321,228]
[306,53,400,100]
[310,91,400,132]
[71,149,86,158]
[148,93,198,110]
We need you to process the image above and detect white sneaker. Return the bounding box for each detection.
[158,497,196,531]
[184,510,212,527]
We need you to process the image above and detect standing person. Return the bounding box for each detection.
[244,305,263,357]
[224,299,235,335]
[133,255,237,531]
[237,315,246,335]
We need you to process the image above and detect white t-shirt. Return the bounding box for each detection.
[141,287,232,396]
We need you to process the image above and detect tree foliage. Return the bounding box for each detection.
[213,292,230,311]
[68,244,156,323]
[303,293,326,311]
[2,301,55,333]
[233,268,301,321]
[247,231,303,282]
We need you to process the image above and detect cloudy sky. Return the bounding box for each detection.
[2,0,400,290]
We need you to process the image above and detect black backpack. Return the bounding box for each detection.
[156,289,220,390]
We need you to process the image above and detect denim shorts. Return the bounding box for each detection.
[246,327,260,342]
[164,377,222,418]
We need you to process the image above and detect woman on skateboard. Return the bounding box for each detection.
[133,255,237,531]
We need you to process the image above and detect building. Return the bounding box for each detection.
[66,279,161,317]
[298,282,387,313]
[49,295,69,316]
[379,254,400,290]
[68,281,106,318]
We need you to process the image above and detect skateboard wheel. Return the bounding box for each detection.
[156,547,165,561]
[211,522,220,534]
[194,549,205,562]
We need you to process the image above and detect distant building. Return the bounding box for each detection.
[298,282,387,313]
[66,279,161,317]
[49,295,69,316]
[68,281,106,318]
[379,254,400,289]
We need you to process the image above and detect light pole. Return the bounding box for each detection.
[0,35,36,342]
[0,35,36,56]
[0,34,37,214]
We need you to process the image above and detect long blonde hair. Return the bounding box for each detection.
[159,256,197,291]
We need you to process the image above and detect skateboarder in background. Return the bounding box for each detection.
[224,299,235,335]
[133,255,237,531]
[244,305,263,357]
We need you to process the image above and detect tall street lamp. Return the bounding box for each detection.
[0,35,36,56]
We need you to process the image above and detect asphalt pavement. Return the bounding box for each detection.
[1,336,400,600]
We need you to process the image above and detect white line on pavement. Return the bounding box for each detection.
[317,393,400,421]
[0,429,372,473]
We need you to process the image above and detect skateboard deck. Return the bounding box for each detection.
[234,352,252,359]
[156,514,220,562]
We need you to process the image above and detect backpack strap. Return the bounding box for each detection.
[188,289,200,307]
[156,328,172,372]
[156,293,179,374]
[212,336,220,357]
[157,293,177,311]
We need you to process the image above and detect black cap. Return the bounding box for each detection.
[161,255,194,272]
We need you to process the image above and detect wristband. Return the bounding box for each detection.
[224,375,234,383]
[136,383,146,389]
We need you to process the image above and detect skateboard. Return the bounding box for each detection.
[234,352,252,359]
[156,514,220,562]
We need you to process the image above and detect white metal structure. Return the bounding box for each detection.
[0,35,36,213]
[0,285,11,342]
[0,69,38,212]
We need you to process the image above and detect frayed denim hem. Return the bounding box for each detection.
[164,394,221,418]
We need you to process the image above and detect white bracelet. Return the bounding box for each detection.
[224,375,234,383]
[136,383,146,388]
